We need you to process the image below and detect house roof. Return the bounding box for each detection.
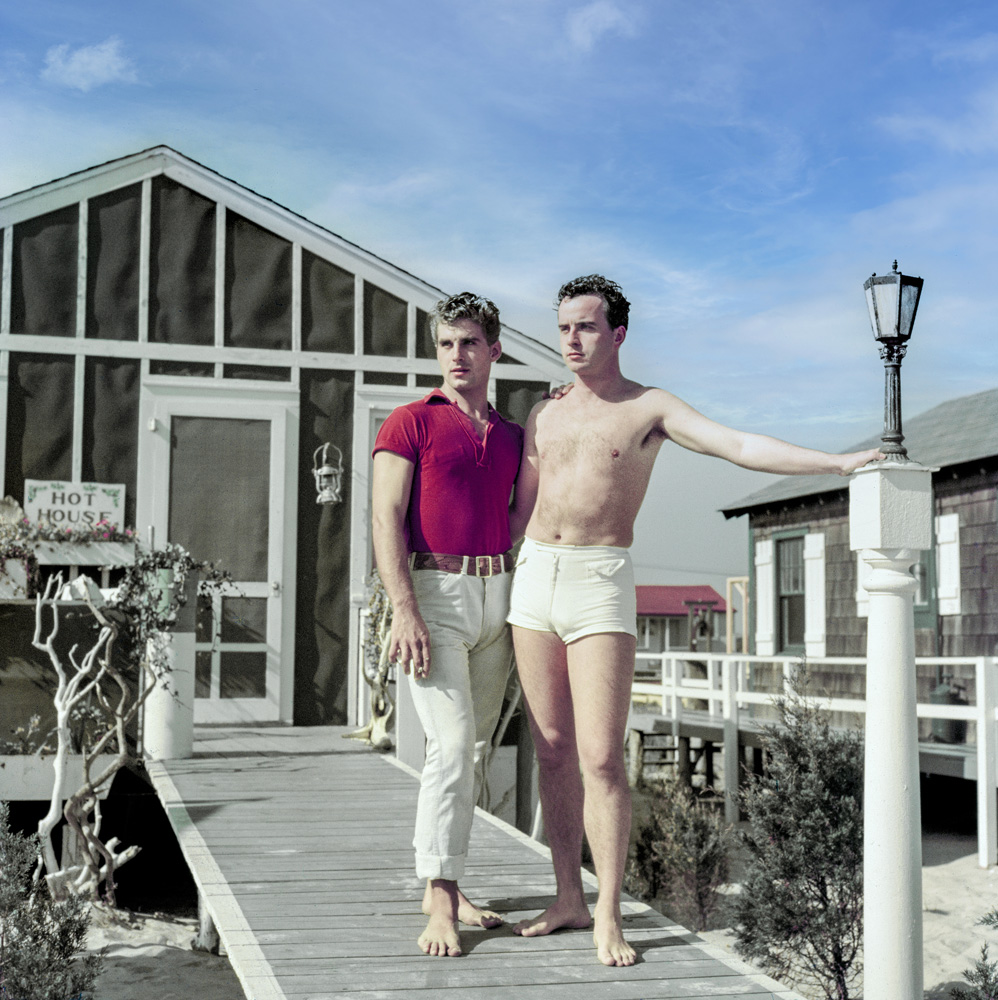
[636,585,727,616]
[721,387,998,518]
[0,145,565,375]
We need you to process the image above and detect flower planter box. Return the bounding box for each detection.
[33,541,135,567]
[0,754,118,802]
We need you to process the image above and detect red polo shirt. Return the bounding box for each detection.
[373,389,524,557]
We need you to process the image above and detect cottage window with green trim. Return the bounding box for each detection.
[777,536,805,652]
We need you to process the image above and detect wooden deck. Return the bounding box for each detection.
[146,725,802,1000]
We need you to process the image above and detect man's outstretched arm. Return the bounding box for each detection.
[371,450,431,677]
[657,389,885,476]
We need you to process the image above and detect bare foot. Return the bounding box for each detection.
[513,897,592,937]
[418,912,462,957]
[593,911,636,967]
[419,880,462,957]
[422,883,503,929]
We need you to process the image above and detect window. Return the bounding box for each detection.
[777,536,806,651]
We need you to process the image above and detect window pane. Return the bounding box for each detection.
[11,205,78,338]
[777,537,805,650]
[302,251,354,352]
[86,184,140,340]
[82,357,139,527]
[195,651,212,699]
[150,360,214,377]
[778,537,804,594]
[4,353,75,499]
[415,307,434,359]
[780,594,805,648]
[169,416,270,580]
[149,176,215,346]
[196,595,216,642]
[225,212,292,350]
[220,652,266,698]
[222,365,290,381]
[363,282,407,356]
[220,597,267,643]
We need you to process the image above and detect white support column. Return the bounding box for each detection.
[722,657,739,824]
[850,460,933,1000]
[976,656,998,868]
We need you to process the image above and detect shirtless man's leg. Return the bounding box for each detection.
[513,625,638,967]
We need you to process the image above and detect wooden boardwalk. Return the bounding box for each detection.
[146,725,802,1000]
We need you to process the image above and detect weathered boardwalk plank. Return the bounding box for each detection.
[147,725,802,1000]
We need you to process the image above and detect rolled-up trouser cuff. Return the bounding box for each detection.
[415,851,467,881]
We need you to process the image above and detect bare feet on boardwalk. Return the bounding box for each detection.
[513,897,592,938]
[593,911,637,967]
[422,882,503,929]
[418,880,462,957]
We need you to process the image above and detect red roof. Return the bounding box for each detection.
[636,585,727,617]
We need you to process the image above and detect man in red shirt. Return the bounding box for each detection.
[372,292,524,957]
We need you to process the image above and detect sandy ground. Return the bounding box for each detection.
[85,831,997,1000]
[86,908,244,1000]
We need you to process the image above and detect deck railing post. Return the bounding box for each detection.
[722,657,739,824]
[850,460,934,1000]
[976,656,998,868]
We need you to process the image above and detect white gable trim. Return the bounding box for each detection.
[0,146,565,380]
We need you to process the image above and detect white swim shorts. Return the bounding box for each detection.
[507,537,637,644]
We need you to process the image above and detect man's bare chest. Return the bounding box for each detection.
[537,404,663,468]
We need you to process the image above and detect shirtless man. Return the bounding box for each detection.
[507,274,884,967]
[372,293,523,957]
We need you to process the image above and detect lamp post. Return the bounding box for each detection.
[863,261,923,460]
[851,261,931,1000]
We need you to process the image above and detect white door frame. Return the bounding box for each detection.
[347,385,424,726]
[137,382,299,723]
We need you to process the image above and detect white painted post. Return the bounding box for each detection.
[850,460,934,1000]
[143,571,196,760]
[722,657,739,824]
[976,656,998,868]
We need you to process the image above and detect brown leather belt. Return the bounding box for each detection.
[411,551,514,577]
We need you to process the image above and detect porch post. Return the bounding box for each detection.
[849,460,933,1000]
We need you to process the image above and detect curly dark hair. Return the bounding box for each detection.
[556,274,630,330]
[427,292,502,345]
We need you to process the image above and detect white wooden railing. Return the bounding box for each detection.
[631,651,998,868]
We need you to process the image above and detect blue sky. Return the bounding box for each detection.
[3,1,997,589]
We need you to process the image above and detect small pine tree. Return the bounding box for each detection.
[0,802,103,1000]
[951,943,998,1000]
[626,776,732,931]
[733,666,863,1000]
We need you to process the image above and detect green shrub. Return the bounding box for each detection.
[626,776,732,931]
[951,942,998,1000]
[0,802,103,1000]
[733,666,863,1000]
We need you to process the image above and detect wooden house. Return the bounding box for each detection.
[721,387,998,701]
[0,146,566,742]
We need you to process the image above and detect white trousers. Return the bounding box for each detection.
[408,568,513,880]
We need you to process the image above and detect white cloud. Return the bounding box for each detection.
[41,36,137,92]
[879,84,998,154]
[932,32,998,64]
[565,1,637,53]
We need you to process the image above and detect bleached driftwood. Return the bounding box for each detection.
[31,573,156,903]
[344,609,395,750]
